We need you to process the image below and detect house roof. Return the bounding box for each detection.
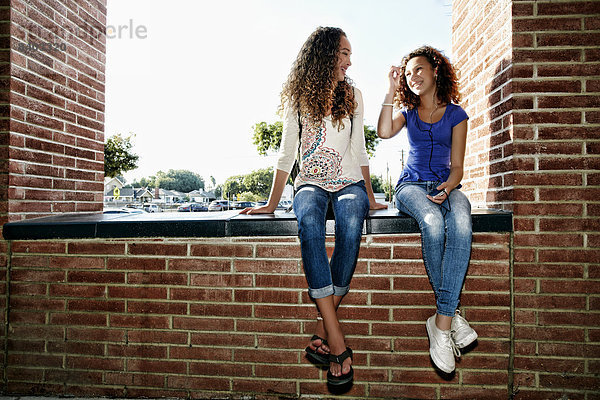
[104,186,215,200]
[104,187,153,198]
[161,189,185,197]
[104,176,124,187]
[188,189,216,199]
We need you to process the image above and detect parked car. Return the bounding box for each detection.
[143,203,162,213]
[277,200,292,210]
[103,207,147,214]
[231,201,255,210]
[178,203,208,212]
[208,200,230,211]
[191,203,208,212]
[177,203,192,212]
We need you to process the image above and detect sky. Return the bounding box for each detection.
[105,0,452,188]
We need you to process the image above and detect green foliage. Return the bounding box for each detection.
[252,120,380,158]
[134,177,153,188]
[222,167,274,200]
[104,133,139,178]
[371,174,394,201]
[243,168,273,198]
[156,169,205,193]
[132,170,205,193]
[213,184,222,199]
[222,175,245,199]
[252,121,284,156]
[238,191,260,202]
[363,125,380,158]
[370,174,385,194]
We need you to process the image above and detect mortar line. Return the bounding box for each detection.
[508,231,515,399]
[3,240,12,391]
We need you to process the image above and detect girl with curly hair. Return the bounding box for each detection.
[242,26,386,386]
[377,46,478,374]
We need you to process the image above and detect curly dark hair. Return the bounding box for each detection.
[394,46,461,110]
[280,26,355,129]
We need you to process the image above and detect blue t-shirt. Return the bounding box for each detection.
[397,103,468,185]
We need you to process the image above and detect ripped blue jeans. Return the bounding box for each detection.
[293,181,370,299]
[395,181,472,317]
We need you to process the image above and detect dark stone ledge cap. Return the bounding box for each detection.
[2,208,512,240]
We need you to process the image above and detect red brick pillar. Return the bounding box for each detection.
[453,0,600,397]
[452,0,514,208]
[0,0,9,380]
[0,1,106,386]
[0,0,106,227]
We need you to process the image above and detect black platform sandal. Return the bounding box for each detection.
[305,335,329,365]
[326,347,353,386]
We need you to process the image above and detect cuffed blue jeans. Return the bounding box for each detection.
[395,181,472,317]
[293,181,370,299]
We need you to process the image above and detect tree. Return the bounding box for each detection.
[213,184,222,199]
[208,175,217,190]
[155,169,205,193]
[243,167,274,198]
[132,170,205,193]
[222,175,246,200]
[222,168,275,200]
[363,125,381,158]
[104,133,139,178]
[132,176,154,188]
[238,191,260,202]
[370,174,385,194]
[252,121,381,158]
[252,121,284,156]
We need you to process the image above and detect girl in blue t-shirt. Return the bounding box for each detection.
[377,46,478,374]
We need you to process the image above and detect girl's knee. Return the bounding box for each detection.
[421,213,445,241]
[449,210,472,237]
[422,211,444,230]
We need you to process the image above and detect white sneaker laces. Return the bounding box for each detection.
[444,330,461,357]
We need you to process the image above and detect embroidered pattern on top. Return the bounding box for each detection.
[299,116,357,191]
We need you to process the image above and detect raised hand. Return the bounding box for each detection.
[388,66,402,92]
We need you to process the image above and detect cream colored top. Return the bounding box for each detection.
[276,87,370,192]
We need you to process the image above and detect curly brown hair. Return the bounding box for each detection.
[280,26,355,129]
[394,46,461,110]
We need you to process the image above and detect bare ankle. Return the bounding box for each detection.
[435,313,452,331]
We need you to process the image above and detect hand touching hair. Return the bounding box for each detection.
[394,46,461,110]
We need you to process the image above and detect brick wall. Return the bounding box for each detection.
[454,0,600,398]
[0,0,599,398]
[510,1,600,397]
[1,0,106,226]
[0,0,10,377]
[452,0,514,209]
[5,234,510,399]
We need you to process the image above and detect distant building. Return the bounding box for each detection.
[104,177,154,204]
[187,189,216,205]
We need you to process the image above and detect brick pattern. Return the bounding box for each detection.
[455,0,600,398]
[509,1,600,398]
[0,0,598,398]
[2,0,106,224]
[1,0,10,383]
[452,0,514,210]
[5,235,510,399]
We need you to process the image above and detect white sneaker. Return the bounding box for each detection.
[426,315,460,373]
[451,310,478,349]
